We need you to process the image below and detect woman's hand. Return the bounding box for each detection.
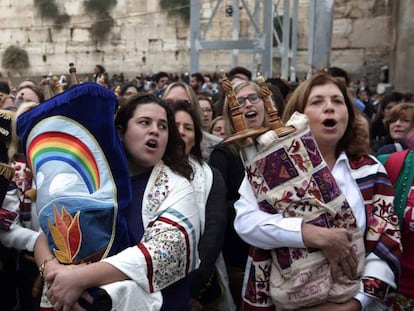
[42,259,66,283]
[302,224,358,281]
[44,262,87,285]
[46,267,92,311]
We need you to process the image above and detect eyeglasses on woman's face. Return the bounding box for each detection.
[236,93,262,107]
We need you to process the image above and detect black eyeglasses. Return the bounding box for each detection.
[236,94,262,107]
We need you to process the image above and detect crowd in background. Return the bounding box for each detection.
[0,62,413,311]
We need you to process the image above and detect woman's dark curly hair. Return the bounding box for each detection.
[115,93,193,180]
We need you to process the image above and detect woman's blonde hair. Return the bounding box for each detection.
[209,115,224,134]
[162,81,202,118]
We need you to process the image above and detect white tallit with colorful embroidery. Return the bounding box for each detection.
[101,161,201,310]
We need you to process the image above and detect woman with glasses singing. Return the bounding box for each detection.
[234,74,401,311]
[208,80,269,309]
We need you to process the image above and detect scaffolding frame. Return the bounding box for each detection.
[190,0,297,79]
[190,0,333,80]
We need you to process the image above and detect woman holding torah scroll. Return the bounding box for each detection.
[34,93,200,311]
[234,73,401,311]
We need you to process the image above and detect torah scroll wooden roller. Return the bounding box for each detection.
[256,74,295,138]
[222,75,249,133]
[256,74,284,130]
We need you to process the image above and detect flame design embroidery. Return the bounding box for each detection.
[48,204,82,264]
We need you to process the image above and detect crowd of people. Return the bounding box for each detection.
[0,62,412,311]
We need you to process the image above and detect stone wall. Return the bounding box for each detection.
[0,0,411,90]
[329,0,394,87]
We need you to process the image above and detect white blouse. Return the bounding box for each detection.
[234,152,384,310]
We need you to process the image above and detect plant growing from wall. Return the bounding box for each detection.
[159,0,190,25]
[34,0,71,30]
[91,14,115,40]
[2,45,30,70]
[84,0,117,41]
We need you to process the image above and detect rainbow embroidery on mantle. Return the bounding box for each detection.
[28,131,100,193]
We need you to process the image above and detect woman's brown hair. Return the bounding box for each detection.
[282,72,369,159]
[386,102,414,126]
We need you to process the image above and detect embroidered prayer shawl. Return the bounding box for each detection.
[240,155,401,311]
[102,161,200,310]
[239,113,364,310]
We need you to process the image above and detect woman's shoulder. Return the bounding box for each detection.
[209,143,241,163]
[154,161,192,188]
[190,156,209,171]
[190,157,213,177]
[146,162,195,211]
[376,143,403,156]
[210,142,232,154]
[190,157,213,188]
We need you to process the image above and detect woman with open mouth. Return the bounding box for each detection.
[234,73,401,311]
[209,80,272,309]
[44,94,201,311]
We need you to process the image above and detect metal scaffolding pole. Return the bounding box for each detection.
[190,0,200,73]
[190,0,332,80]
[290,0,298,82]
[232,0,240,67]
[281,0,290,79]
[190,0,274,78]
[307,0,334,76]
[262,0,273,78]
